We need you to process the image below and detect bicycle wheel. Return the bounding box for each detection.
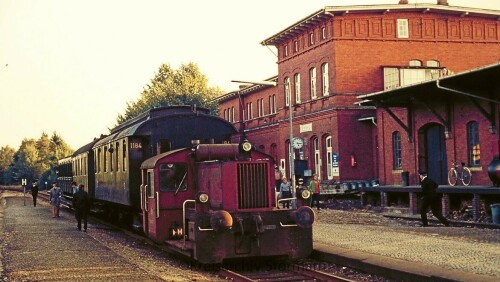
[461,167,472,186]
[448,168,458,186]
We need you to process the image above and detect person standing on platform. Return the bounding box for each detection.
[309,173,321,212]
[49,181,62,218]
[71,181,78,194]
[418,171,450,227]
[274,165,282,200]
[30,180,39,207]
[279,177,292,208]
[72,184,89,231]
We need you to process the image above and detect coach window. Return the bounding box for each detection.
[115,142,120,171]
[467,121,480,167]
[109,146,114,172]
[321,27,326,40]
[157,139,171,154]
[97,149,101,173]
[309,33,314,45]
[104,146,108,172]
[122,140,127,171]
[159,163,187,192]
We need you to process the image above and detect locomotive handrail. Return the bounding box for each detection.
[183,199,196,248]
[156,192,159,219]
[140,185,144,210]
[279,222,298,227]
[277,197,296,208]
[198,226,214,231]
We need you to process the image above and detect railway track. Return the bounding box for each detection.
[219,263,357,282]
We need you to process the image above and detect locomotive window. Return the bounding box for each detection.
[147,170,154,197]
[159,163,187,192]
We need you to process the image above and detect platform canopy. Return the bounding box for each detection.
[357,62,500,108]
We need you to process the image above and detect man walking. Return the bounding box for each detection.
[419,171,450,227]
[72,184,90,232]
[30,180,39,207]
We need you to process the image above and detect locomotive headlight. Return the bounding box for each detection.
[196,192,209,203]
[210,210,233,232]
[300,189,311,199]
[241,141,252,152]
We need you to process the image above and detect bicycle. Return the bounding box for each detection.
[447,161,472,186]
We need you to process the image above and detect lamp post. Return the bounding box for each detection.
[231,80,294,188]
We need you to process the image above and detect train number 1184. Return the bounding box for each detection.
[130,142,142,149]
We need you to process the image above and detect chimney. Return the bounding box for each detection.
[437,0,449,5]
[398,0,409,4]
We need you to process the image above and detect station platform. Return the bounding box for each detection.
[0,191,159,281]
[1,190,498,281]
[313,209,500,282]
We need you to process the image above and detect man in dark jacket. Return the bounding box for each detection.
[419,171,450,227]
[30,180,39,207]
[72,184,90,232]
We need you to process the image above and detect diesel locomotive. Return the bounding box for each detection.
[57,105,315,263]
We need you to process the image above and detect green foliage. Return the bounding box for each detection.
[1,132,73,185]
[116,62,222,124]
[0,146,15,185]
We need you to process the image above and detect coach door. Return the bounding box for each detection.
[144,169,160,239]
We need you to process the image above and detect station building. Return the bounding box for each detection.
[216,0,500,186]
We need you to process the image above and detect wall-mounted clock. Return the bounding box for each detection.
[292,137,303,149]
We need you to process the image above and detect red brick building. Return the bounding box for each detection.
[217,1,500,186]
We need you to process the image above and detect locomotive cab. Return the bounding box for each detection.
[140,141,315,264]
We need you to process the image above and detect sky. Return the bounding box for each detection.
[1,0,499,151]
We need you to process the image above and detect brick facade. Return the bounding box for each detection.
[218,2,500,185]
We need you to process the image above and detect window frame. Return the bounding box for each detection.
[392,131,402,170]
[310,67,317,99]
[467,121,480,167]
[397,19,409,38]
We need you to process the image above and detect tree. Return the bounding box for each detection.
[3,132,73,185]
[117,62,223,124]
[0,146,16,185]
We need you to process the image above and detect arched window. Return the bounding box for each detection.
[312,137,321,179]
[310,67,317,99]
[467,121,480,166]
[409,60,422,66]
[325,136,333,180]
[426,60,439,67]
[392,131,402,169]
[284,77,291,107]
[294,73,301,103]
[321,63,329,96]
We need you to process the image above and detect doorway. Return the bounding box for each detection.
[420,124,448,184]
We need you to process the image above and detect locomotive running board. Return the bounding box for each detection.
[165,240,193,258]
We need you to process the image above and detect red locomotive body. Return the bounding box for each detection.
[140,142,315,264]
